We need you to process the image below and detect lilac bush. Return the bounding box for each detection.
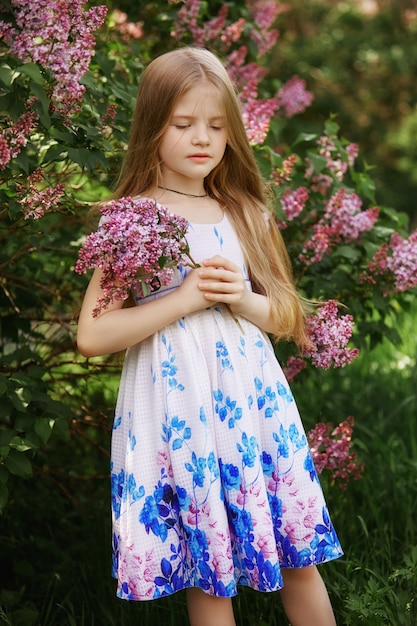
[0,0,107,109]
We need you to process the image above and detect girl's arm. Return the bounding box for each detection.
[198,255,276,334]
[77,267,209,357]
[77,254,272,358]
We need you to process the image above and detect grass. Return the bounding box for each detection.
[1,302,416,625]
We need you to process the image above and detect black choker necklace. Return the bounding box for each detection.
[158,186,207,198]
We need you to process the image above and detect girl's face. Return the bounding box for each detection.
[158,82,228,188]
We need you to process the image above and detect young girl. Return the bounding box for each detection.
[77,47,342,626]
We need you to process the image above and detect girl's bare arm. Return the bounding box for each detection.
[77,267,209,357]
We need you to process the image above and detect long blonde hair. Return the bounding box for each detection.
[113,47,310,347]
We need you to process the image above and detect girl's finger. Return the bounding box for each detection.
[202,256,240,273]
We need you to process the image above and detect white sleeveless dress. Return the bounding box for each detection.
[110,208,343,600]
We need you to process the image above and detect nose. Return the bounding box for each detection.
[192,123,210,146]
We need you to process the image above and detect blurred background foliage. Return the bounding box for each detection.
[0,1,416,625]
[272,0,417,225]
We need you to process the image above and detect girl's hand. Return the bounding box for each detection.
[197,255,275,333]
[176,266,216,314]
[197,255,251,315]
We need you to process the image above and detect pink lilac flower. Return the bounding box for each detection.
[171,0,237,49]
[75,197,196,317]
[248,0,279,31]
[227,51,268,101]
[247,0,280,56]
[303,300,359,369]
[0,0,107,108]
[0,135,11,170]
[323,189,379,242]
[241,97,279,145]
[316,135,347,180]
[171,0,278,57]
[299,189,379,265]
[15,167,65,219]
[171,0,203,43]
[363,230,417,293]
[0,109,39,170]
[272,154,297,185]
[280,187,309,222]
[305,170,333,195]
[99,103,118,131]
[110,9,143,41]
[346,142,359,166]
[221,18,246,47]
[308,135,359,182]
[307,416,364,489]
[276,76,314,118]
[282,356,306,382]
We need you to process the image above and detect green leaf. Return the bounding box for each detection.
[11,607,39,626]
[0,466,8,486]
[306,152,327,174]
[373,225,395,239]
[15,150,30,174]
[333,245,360,261]
[10,390,29,413]
[9,436,37,453]
[35,417,55,445]
[0,65,15,87]
[352,171,376,202]
[0,376,7,396]
[10,373,33,387]
[0,446,10,459]
[50,128,75,143]
[16,62,45,85]
[0,429,15,447]
[42,143,68,163]
[68,147,108,171]
[293,131,318,146]
[4,450,32,478]
[30,82,51,128]
[324,118,340,135]
[0,484,9,514]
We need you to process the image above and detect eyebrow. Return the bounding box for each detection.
[170,115,226,122]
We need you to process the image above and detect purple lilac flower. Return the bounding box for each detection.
[299,189,379,265]
[16,167,65,219]
[303,300,359,369]
[75,197,194,317]
[276,76,314,118]
[282,356,306,382]
[307,417,364,489]
[0,0,107,108]
[363,230,417,294]
[280,187,309,222]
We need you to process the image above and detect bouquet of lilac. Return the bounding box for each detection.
[75,197,195,317]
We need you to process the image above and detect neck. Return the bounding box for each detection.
[157,186,207,199]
